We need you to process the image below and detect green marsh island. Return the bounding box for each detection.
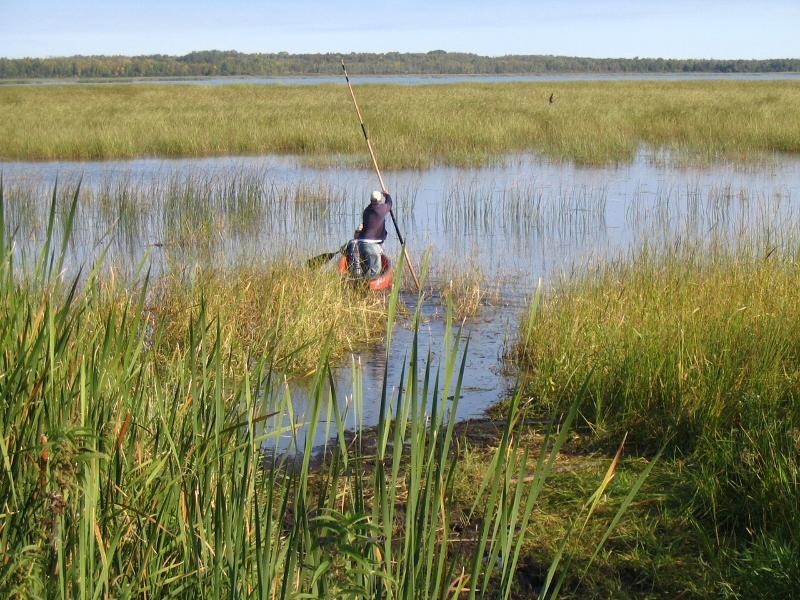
[1,76,799,599]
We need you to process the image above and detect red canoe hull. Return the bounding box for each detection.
[338,255,394,291]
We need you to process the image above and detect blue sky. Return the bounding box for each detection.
[1,0,798,59]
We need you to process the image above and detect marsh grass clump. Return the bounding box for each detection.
[432,260,501,320]
[2,81,800,167]
[515,238,800,593]
[2,174,364,273]
[443,178,608,240]
[149,260,386,375]
[518,243,800,452]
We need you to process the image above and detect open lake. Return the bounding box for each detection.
[4,72,800,87]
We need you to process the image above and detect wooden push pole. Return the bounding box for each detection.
[341,59,421,291]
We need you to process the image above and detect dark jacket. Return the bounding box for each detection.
[357,194,393,242]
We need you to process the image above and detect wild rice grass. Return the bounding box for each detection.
[1,81,799,166]
[514,237,800,594]
[0,183,651,598]
[432,261,501,320]
[149,260,386,376]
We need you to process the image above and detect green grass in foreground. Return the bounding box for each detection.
[1,81,799,166]
[453,434,707,599]
[0,184,655,598]
[514,241,800,597]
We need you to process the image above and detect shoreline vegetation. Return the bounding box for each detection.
[510,236,800,597]
[2,50,800,80]
[1,81,799,166]
[150,262,388,376]
[0,185,655,598]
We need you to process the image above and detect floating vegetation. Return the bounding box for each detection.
[442,178,608,239]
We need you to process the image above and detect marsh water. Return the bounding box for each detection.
[4,150,800,449]
[6,73,800,87]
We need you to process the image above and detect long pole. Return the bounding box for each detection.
[341,59,421,291]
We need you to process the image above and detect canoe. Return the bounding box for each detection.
[338,255,394,291]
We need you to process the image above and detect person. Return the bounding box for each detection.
[353,190,392,279]
[345,227,363,277]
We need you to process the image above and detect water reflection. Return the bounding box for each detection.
[3,151,798,290]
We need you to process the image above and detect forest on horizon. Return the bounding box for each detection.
[2,50,799,79]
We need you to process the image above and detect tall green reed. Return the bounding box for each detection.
[1,182,646,598]
[515,233,800,593]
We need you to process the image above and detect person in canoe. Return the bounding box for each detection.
[347,190,392,279]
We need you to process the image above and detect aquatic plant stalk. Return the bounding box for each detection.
[0,182,654,598]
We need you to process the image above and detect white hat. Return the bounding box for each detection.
[370,190,384,203]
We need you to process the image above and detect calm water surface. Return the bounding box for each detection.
[5,73,800,87]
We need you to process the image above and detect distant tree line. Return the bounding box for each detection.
[2,50,799,79]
